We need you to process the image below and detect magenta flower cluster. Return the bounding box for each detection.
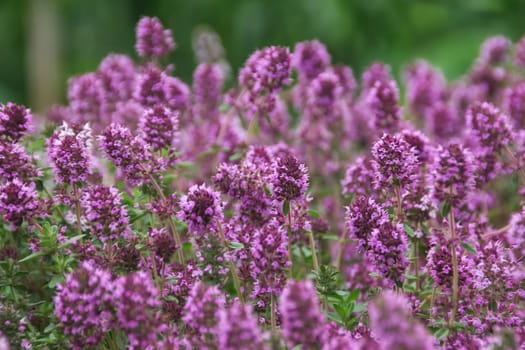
[1,15,525,350]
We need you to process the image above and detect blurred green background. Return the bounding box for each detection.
[1,0,525,113]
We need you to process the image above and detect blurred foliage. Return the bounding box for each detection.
[1,0,525,106]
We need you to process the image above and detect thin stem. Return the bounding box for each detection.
[504,145,525,183]
[482,224,509,240]
[218,221,245,303]
[307,230,319,272]
[168,220,185,264]
[72,184,83,237]
[270,292,277,334]
[414,238,420,293]
[448,207,459,328]
[287,205,293,277]
[429,286,437,320]
[143,168,185,265]
[394,185,402,219]
[42,186,65,221]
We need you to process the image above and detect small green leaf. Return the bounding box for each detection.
[434,327,449,340]
[228,153,243,162]
[18,251,46,263]
[404,274,418,281]
[228,242,245,249]
[404,223,416,237]
[441,201,451,217]
[460,242,477,255]
[321,234,340,241]
[307,209,320,218]
[176,161,195,169]
[282,200,290,215]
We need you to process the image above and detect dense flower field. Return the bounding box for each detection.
[1,16,525,349]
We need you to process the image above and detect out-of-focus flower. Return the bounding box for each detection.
[0,102,32,142]
[135,16,175,58]
[368,291,434,350]
[280,280,326,349]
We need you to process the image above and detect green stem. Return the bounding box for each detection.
[218,221,245,303]
[72,184,83,237]
[287,205,293,278]
[307,230,319,272]
[448,207,459,328]
[144,169,185,265]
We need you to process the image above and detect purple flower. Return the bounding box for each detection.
[54,262,114,350]
[164,76,191,112]
[177,184,224,235]
[98,54,136,103]
[479,35,510,65]
[249,218,290,304]
[361,62,391,92]
[113,271,164,349]
[503,82,525,128]
[47,123,92,185]
[0,331,9,350]
[80,185,131,241]
[239,46,291,113]
[306,70,343,121]
[333,64,356,98]
[280,280,326,349]
[135,16,175,58]
[465,101,512,152]
[99,123,159,186]
[67,73,105,129]
[292,40,331,81]
[0,102,32,142]
[368,221,409,287]
[0,142,40,182]
[403,60,446,118]
[366,80,401,133]
[341,156,376,198]
[133,66,167,107]
[426,229,454,288]
[192,63,224,121]
[425,102,460,140]
[430,143,476,207]
[0,179,44,228]
[140,104,178,151]
[345,196,388,251]
[515,35,525,68]
[270,153,309,202]
[149,228,178,263]
[368,291,434,350]
[182,281,225,348]
[371,133,419,190]
[215,300,266,350]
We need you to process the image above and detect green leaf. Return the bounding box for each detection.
[307,209,320,218]
[347,289,360,302]
[48,275,64,289]
[282,200,290,215]
[404,274,418,281]
[18,251,46,263]
[404,223,416,237]
[228,153,243,162]
[321,234,340,241]
[434,327,449,340]
[460,241,477,255]
[228,242,245,249]
[176,161,195,169]
[441,201,451,217]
